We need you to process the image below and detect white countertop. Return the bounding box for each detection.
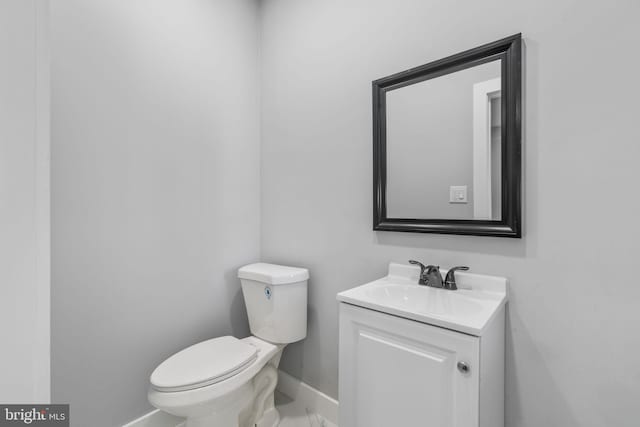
[337,262,508,336]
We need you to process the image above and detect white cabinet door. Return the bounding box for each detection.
[339,303,480,427]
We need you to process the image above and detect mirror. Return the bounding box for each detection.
[373,34,522,237]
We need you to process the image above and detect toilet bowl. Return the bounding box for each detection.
[148,263,308,427]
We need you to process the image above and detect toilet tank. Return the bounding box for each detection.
[238,263,308,344]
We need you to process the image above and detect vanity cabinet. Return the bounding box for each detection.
[338,302,505,427]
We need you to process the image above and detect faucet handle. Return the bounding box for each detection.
[409,260,431,285]
[444,266,469,290]
[408,260,427,272]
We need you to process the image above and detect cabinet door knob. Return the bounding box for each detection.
[457,361,470,374]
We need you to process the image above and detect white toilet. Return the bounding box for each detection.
[148,263,308,427]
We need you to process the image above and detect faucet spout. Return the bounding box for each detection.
[409,260,443,287]
[424,265,444,288]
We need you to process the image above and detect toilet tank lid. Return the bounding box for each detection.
[238,262,309,285]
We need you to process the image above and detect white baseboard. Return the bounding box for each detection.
[121,409,183,427]
[121,370,339,427]
[276,370,339,426]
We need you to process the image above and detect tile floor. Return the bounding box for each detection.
[275,392,337,427]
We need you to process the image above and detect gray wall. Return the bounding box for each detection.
[0,0,50,404]
[51,0,261,425]
[260,1,640,426]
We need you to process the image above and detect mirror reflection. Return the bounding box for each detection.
[386,59,502,220]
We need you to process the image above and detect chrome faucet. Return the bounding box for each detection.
[409,261,469,290]
[409,260,442,287]
[444,266,469,290]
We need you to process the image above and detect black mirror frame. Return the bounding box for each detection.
[373,34,522,238]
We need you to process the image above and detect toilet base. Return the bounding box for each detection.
[178,406,280,427]
[256,407,280,427]
[184,383,253,427]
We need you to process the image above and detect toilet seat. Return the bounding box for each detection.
[150,336,258,392]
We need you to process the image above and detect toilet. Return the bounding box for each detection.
[148,263,308,427]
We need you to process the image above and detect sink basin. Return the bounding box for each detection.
[363,283,485,316]
[336,263,507,336]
